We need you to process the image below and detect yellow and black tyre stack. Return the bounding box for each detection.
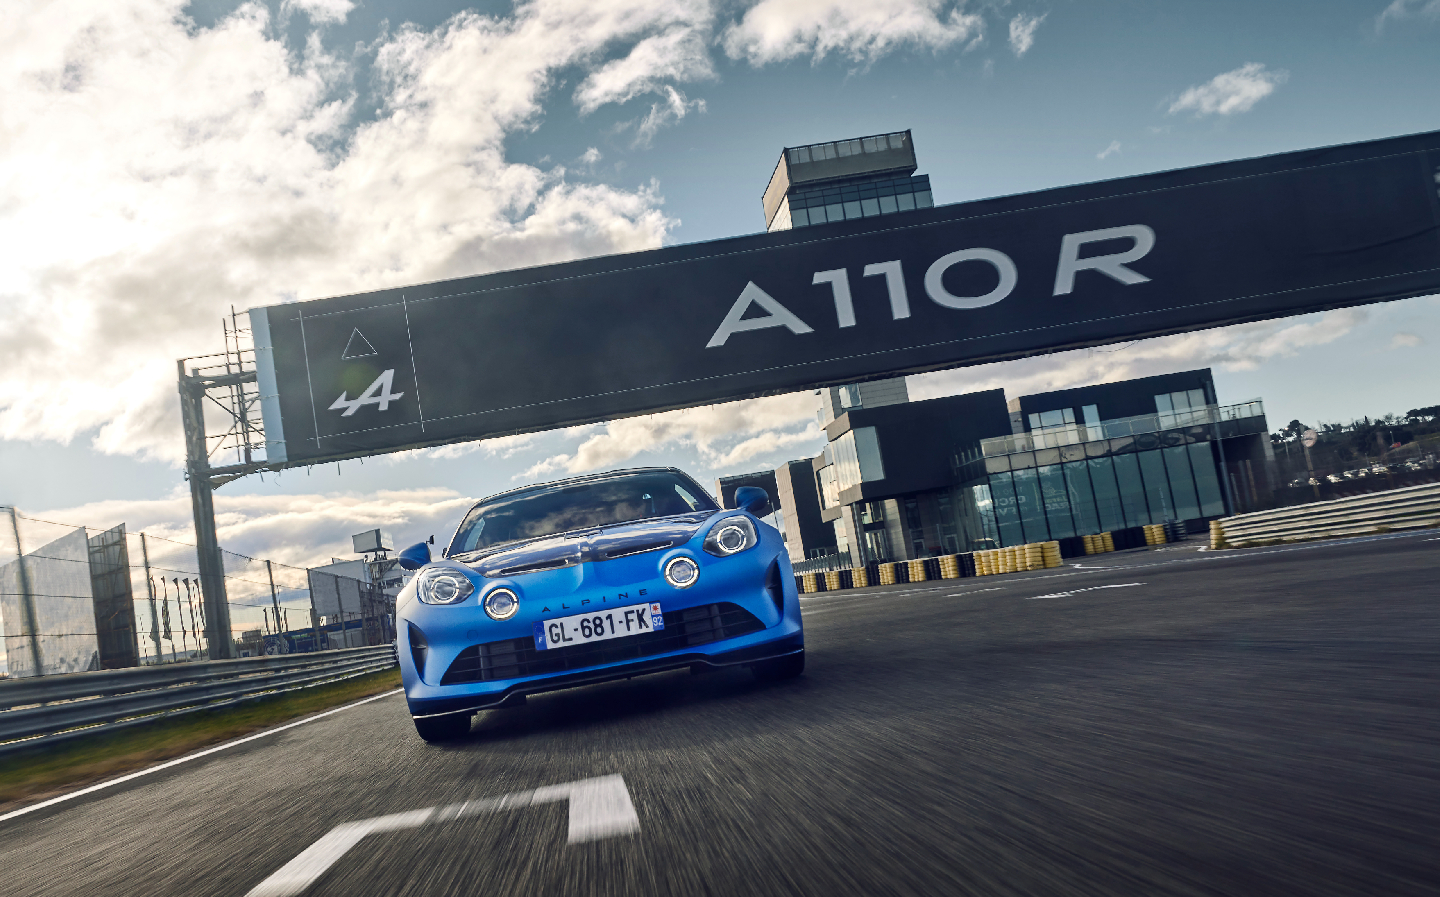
[1209,520,1226,550]
[879,562,897,586]
[799,572,818,593]
[1143,524,1169,546]
[1043,541,1063,568]
[908,559,928,582]
[851,566,869,588]
[1019,544,1042,573]
[939,554,962,579]
[824,570,841,591]
[1101,532,1116,552]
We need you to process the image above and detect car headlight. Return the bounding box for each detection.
[483,587,519,621]
[703,515,757,557]
[664,555,700,588]
[417,568,475,605]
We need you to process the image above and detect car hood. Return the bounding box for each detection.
[457,512,715,578]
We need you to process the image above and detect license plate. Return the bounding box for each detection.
[533,602,664,651]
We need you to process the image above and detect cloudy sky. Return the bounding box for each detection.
[1,0,1438,567]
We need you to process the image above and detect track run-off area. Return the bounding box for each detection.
[2,533,1437,896]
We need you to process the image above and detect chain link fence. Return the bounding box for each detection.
[0,507,397,679]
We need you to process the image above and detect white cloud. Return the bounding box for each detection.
[516,391,823,481]
[628,86,707,147]
[280,0,355,25]
[574,19,716,112]
[1008,12,1045,57]
[1097,140,1121,160]
[1168,62,1288,117]
[1375,0,1440,32]
[1391,331,1424,347]
[909,309,1369,402]
[0,0,735,464]
[27,487,477,571]
[723,0,984,65]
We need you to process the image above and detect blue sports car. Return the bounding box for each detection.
[394,467,804,742]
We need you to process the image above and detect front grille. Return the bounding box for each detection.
[440,602,764,685]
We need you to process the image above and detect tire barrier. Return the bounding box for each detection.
[974,541,1064,575]
[1210,481,1440,549]
[793,541,1079,598]
[1142,524,1169,546]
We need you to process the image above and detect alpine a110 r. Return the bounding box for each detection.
[394,467,804,742]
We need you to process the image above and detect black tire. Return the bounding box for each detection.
[413,712,472,743]
[751,650,805,682]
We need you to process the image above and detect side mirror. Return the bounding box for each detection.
[397,541,432,571]
[732,486,772,517]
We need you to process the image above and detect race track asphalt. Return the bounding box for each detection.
[3,532,1438,897]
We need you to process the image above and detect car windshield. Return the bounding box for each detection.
[448,471,719,555]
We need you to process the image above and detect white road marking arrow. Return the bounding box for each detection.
[245,774,639,897]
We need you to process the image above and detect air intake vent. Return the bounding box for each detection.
[497,558,573,576]
[408,623,428,680]
[604,540,673,560]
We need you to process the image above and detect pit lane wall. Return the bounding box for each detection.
[1209,482,1440,549]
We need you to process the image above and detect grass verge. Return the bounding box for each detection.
[0,666,401,813]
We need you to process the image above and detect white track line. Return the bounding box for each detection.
[0,688,404,825]
[244,774,639,897]
[1027,583,1144,600]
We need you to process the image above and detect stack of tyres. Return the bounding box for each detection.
[1101,532,1116,552]
[908,559,928,582]
[852,566,869,588]
[1210,519,1226,550]
[799,572,818,593]
[879,562,897,585]
[1042,541,1063,567]
[838,568,853,589]
[824,570,842,590]
[1163,520,1187,542]
[939,554,962,579]
[1024,543,1044,570]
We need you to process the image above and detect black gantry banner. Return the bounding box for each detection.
[250,130,1440,467]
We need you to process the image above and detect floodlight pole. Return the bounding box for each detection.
[179,360,236,660]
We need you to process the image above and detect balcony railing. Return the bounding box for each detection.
[979,401,1265,458]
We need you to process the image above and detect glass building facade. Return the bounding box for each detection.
[770,174,933,231]
[957,402,1267,548]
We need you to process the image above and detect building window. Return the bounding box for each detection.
[1112,454,1152,527]
[832,427,885,493]
[904,498,924,556]
[838,384,862,409]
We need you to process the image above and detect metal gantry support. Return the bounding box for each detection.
[177,311,276,661]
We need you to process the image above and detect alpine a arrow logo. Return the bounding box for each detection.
[329,369,404,417]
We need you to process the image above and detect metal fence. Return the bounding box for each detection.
[0,507,396,680]
[0,644,398,756]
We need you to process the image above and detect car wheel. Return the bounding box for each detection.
[413,712,472,743]
[750,651,805,682]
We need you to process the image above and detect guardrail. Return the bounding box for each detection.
[1210,482,1440,548]
[0,645,397,757]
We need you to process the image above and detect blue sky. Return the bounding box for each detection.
[1,0,1437,566]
